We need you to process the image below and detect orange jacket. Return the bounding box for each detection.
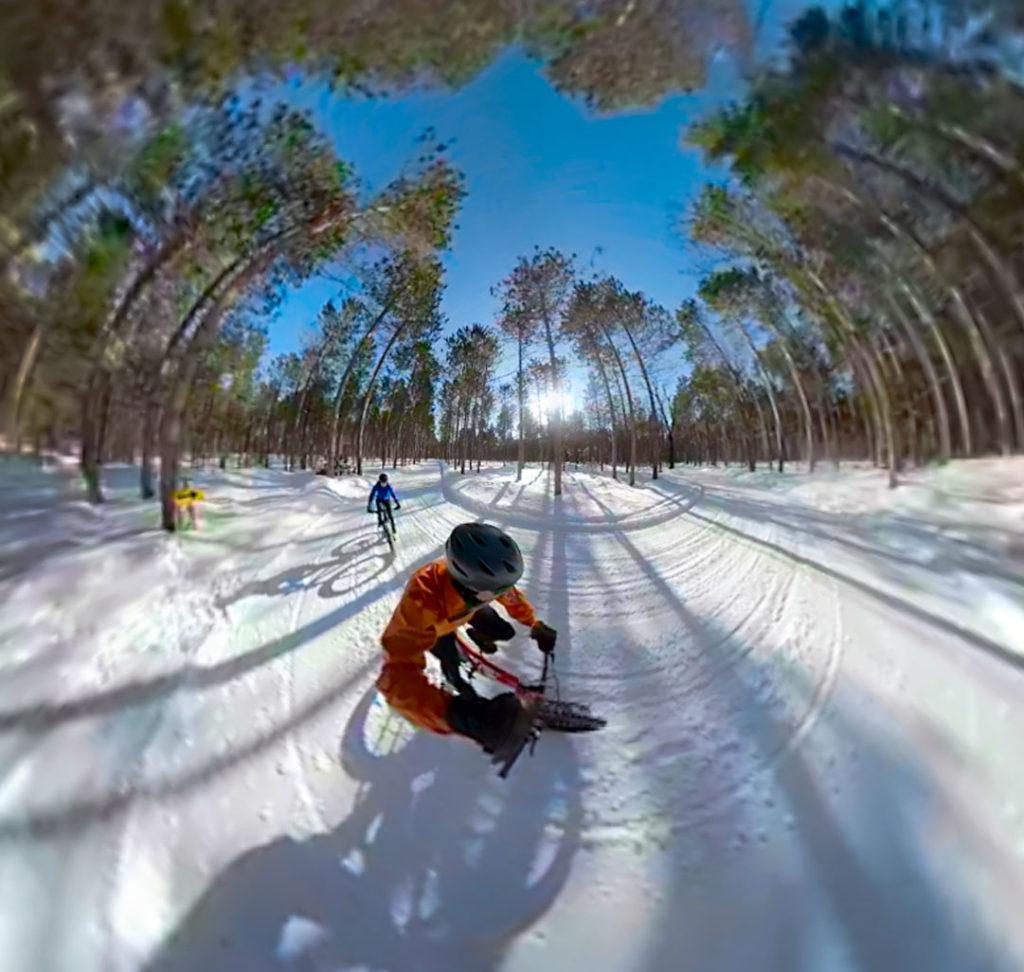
[377,557,538,734]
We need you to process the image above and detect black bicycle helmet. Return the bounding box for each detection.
[378,473,388,484]
[445,522,523,593]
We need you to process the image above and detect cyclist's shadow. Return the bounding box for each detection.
[146,687,582,972]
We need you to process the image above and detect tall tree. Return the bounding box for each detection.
[495,248,574,494]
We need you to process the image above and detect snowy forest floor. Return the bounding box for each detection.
[1,454,1023,972]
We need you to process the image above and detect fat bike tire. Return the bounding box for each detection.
[537,699,607,733]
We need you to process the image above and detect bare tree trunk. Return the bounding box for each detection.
[594,354,619,480]
[876,328,917,466]
[780,344,815,470]
[600,324,638,485]
[328,303,393,475]
[833,143,1024,340]
[815,177,986,454]
[653,387,676,470]
[141,400,159,499]
[619,316,663,480]
[737,321,785,472]
[80,223,194,501]
[2,323,44,440]
[884,290,952,461]
[356,323,408,476]
[516,333,525,481]
[539,300,563,496]
[263,384,280,468]
[983,308,1024,451]
[807,269,898,486]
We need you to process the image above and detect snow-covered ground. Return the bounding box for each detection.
[1,454,1023,972]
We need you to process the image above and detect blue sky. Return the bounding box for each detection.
[268,51,735,394]
[264,0,816,396]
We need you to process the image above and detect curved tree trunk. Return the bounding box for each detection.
[154,211,342,528]
[599,324,638,485]
[886,107,1024,192]
[593,352,619,480]
[81,223,194,501]
[328,302,393,476]
[817,393,836,468]
[777,341,815,471]
[737,322,785,472]
[159,295,237,529]
[833,143,1024,340]
[618,316,663,479]
[356,323,408,476]
[976,303,1024,452]
[156,198,365,519]
[883,290,952,461]
[805,268,898,486]
[816,175,1005,455]
[3,323,44,441]
[876,327,917,466]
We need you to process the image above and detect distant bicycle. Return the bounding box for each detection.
[367,473,400,550]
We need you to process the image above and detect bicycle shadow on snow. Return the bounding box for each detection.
[145,504,585,972]
[144,691,583,972]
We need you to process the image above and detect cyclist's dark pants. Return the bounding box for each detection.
[375,499,395,533]
[431,605,515,698]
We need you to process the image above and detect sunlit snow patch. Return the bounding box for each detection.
[362,691,416,758]
[340,847,365,876]
[110,847,173,961]
[276,914,330,961]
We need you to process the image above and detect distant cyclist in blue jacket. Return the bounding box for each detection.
[367,473,401,534]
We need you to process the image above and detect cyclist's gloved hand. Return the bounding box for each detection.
[530,621,557,655]
[447,692,521,754]
[395,503,401,510]
[367,507,373,514]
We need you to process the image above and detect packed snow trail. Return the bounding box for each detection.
[1,457,1023,971]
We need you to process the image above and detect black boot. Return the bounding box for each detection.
[447,692,522,754]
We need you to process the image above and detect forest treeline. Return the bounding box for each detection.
[2,1,1022,524]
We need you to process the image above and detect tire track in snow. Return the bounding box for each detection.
[515,467,847,844]
[277,465,845,852]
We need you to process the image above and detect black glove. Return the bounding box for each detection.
[447,692,521,754]
[367,507,373,514]
[395,503,401,510]
[530,621,557,655]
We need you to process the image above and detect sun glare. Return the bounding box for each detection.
[533,390,575,422]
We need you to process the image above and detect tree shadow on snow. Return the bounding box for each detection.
[574,519,1021,972]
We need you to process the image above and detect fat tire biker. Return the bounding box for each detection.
[376,522,558,762]
[367,473,400,537]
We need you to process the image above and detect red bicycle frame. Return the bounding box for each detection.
[454,635,545,700]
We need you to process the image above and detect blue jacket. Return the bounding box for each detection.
[368,482,399,506]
